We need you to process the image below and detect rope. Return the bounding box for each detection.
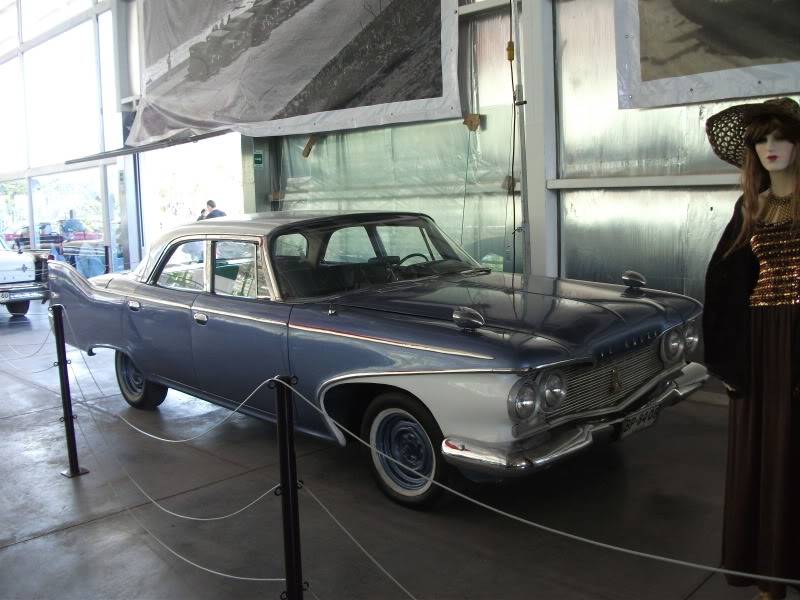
[71,376,285,582]
[272,379,800,587]
[305,487,417,600]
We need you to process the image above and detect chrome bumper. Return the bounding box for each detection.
[0,282,49,303]
[441,361,708,477]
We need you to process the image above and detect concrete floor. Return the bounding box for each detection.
[0,308,792,599]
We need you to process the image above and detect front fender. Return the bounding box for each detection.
[319,370,520,446]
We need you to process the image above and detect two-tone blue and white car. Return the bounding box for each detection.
[49,212,707,507]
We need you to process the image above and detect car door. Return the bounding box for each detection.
[189,237,291,416]
[123,238,205,386]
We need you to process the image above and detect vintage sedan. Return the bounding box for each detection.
[49,212,707,507]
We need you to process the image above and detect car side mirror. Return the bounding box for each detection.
[452,306,485,330]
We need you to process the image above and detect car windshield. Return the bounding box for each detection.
[270,214,481,300]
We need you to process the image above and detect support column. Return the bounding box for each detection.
[517,0,559,277]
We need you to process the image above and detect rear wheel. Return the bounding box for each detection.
[115,351,167,410]
[361,391,450,508]
[6,301,29,316]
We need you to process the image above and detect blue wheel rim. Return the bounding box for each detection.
[121,355,144,395]
[374,411,434,492]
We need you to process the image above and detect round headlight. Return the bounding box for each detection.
[683,321,700,353]
[511,382,538,420]
[539,372,567,413]
[660,329,685,363]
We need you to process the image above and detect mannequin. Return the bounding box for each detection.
[705,97,800,600]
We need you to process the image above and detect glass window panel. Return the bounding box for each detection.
[214,241,259,298]
[274,233,307,258]
[105,163,128,272]
[139,133,244,247]
[99,11,122,150]
[0,59,26,175]
[21,0,92,41]
[0,0,18,55]
[376,225,443,262]
[0,179,29,249]
[31,168,103,278]
[323,227,376,263]
[25,21,100,167]
[157,240,206,291]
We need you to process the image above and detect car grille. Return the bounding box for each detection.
[546,343,665,419]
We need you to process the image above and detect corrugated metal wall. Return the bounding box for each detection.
[556,0,760,300]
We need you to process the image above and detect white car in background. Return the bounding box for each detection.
[0,237,49,316]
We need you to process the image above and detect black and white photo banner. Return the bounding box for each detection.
[129,0,460,145]
[615,0,800,109]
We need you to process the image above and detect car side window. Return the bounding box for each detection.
[274,233,308,258]
[213,240,270,298]
[156,240,206,291]
[323,226,376,263]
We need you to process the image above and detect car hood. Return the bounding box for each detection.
[337,271,702,356]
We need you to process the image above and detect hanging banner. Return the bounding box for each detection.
[615,0,800,109]
[128,0,461,145]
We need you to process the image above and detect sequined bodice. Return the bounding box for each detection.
[749,221,800,307]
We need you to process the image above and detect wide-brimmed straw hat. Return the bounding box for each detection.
[705,97,800,167]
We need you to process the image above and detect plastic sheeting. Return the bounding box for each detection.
[273,12,523,272]
[128,0,461,146]
[614,0,800,109]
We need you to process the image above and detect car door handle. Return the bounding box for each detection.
[127,300,141,311]
[193,312,208,325]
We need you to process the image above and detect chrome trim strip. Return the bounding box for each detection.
[200,306,285,326]
[289,323,495,360]
[262,235,283,302]
[131,296,191,309]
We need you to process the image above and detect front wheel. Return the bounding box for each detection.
[6,301,30,316]
[361,392,450,508]
[114,351,167,410]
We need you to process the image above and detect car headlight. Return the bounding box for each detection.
[538,371,567,413]
[507,371,568,422]
[660,328,685,363]
[508,380,538,421]
[683,320,700,353]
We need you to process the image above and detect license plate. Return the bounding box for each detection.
[621,403,661,438]
[0,291,9,301]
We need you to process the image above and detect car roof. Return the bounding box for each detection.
[166,211,431,239]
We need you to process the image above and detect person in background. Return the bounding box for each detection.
[704,97,800,600]
[203,200,226,220]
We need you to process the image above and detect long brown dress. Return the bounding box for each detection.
[723,220,800,598]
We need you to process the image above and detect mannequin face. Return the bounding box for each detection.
[754,130,796,172]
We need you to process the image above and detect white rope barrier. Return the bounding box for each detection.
[272,378,800,588]
[70,372,285,583]
[68,363,283,522]
[304,487,418,600]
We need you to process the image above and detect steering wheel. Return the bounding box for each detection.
[398,253,430,265]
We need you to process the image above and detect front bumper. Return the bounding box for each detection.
[0,282,49,304]
[441,361,708,477]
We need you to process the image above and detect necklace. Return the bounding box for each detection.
[762,190,796,225]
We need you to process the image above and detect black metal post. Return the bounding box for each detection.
[275,376,303,600]
[51,304,88,479]
[103,245,112,274]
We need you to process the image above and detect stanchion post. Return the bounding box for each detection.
[51,304,88,479]
[274,375,304,600]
